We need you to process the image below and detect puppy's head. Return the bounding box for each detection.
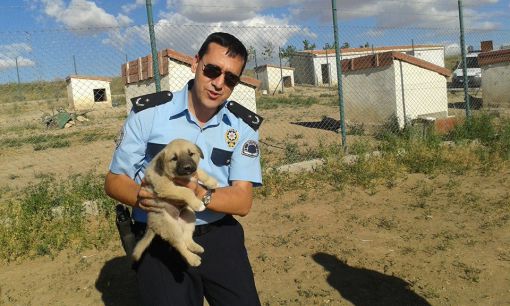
[155,139,204,178]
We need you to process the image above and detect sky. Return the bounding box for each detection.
[0,0,509,83]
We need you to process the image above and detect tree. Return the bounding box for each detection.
[359,42,370,48]
[280,45,297,59]
[323,42,334,50]
[247,45,257,63]
[302,39,316,50]
[341,42,350,49]
[262,42,275,60]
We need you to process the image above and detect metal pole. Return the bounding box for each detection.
[279,46,284,93]
[254,49,259,80]
[15,57,21,99]
[332,0,347,150]
[458,0,471,118]
[73,55,77,74]
[146,0,161,92]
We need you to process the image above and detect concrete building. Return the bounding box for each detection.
[290,44,445,86]
[339,51,451,128]
[122,49,261,114]
[66,75,112,111]
[478,48,510,108]
[254,64,295,94]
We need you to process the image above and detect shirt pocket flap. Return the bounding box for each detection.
[211,148,233,166]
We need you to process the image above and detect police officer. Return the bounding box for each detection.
[104,32,262,306]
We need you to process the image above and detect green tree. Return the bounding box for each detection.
[262,42,275,60]
[341,42,350,49]
[302,39,316,50]
[323,42,334,50]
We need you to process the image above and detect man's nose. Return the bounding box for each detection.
[211,73,225,89]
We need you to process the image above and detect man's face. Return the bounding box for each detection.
[191,42,245,110]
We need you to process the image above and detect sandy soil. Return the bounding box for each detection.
[1,94,509,305]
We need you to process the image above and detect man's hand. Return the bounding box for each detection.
[136,181,163,213]
[173,176,207,200]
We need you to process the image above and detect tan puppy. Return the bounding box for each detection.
[132,139,218,266]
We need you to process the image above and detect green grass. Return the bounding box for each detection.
[1,129,115,151]
[257,96,321,109]
[0,173,116,261]
[257,113,510,198]
[0,77,124,104]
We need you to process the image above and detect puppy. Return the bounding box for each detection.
[132,139,218,266]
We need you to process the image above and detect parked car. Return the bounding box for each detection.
[451,52,481,88]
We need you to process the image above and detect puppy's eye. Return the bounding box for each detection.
[189,152,194,157]
[171,155,178,161]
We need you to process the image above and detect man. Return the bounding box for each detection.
[104,32,262,306]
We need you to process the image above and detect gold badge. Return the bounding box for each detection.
[225,128,239,148]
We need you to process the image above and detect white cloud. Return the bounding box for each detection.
[103,11,316,64]
[0,43,36,71]
[445,43,461,57]
[39,0,133,30]
[121,0,147,14]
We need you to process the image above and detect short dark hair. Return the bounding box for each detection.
[197,32,248,74]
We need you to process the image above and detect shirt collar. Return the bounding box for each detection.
[169,79,233,128]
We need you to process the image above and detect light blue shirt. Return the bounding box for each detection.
[109,80,262,225]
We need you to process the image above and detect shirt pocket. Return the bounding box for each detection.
[211,148,233,166]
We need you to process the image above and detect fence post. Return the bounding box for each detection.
[331,0,347,150]
[458,0,471,119]
[145,0,161,92]
[279,46,284,94]
[15,56,21,100]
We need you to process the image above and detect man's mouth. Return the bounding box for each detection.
[207,90,220,100]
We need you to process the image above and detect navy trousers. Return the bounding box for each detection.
[134,215,261,306]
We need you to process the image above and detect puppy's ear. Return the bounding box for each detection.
[154,152,166,176]
[195,144,204,159]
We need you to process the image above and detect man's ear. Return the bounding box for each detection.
[154,152,166,176]
[195,144,204,159]
[191,55,199,73]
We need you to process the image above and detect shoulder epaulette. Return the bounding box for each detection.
[131,91,173,113]
[226,101,264,131]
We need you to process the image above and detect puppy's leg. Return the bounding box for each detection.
[151,175,205,212]
[132,227,156,261]
[180,207,204,254]
[157,210,202,267]
[197,169,219,189]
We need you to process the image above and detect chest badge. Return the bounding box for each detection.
[225,128,239,148]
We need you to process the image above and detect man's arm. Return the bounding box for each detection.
[176,179,253,217]
[104,171,142,208]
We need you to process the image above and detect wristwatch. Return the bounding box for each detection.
[202,188,213,207]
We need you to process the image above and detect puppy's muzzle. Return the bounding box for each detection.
[176,159,197,176]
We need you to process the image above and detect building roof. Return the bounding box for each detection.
[254,64,295,71]
[478,49,510,66]
[298,44,443,56]
[122,48,261,88]
[340,51,451,77]
[65,75,112,82]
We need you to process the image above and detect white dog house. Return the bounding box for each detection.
[66,75,112,111]
[290,44,445,86]
[122,49,261,114]
[478,48,510,108]
[254,64,295,94]
[340,51,451,128]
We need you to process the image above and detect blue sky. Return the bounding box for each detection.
[0,0,509,83]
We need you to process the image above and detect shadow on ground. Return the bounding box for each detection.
[448,95,483,110]
[312,252,431,306]
[291,117,340,133]
[95,256,141,306]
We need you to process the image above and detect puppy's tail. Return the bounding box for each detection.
[132,229,156,261]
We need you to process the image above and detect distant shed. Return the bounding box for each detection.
[254,64,295,94]
[340,51,451,128]
[122,49,261,113]
[66,75,112,111]
[478,48,510,108]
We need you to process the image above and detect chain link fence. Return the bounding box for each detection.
[1,4,510,186]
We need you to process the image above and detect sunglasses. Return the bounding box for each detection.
[202,63,240,88]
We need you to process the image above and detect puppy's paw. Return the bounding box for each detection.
[185,254,202,267]
[188,198,206,211]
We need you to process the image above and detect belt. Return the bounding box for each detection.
[133,215,231,239]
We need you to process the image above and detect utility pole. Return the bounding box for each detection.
[458,0,471,119]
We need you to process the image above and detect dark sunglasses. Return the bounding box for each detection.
[202,63,240,88]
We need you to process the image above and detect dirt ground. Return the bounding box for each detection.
[1,97,509,305]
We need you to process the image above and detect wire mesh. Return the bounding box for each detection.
[1,6,510,186]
